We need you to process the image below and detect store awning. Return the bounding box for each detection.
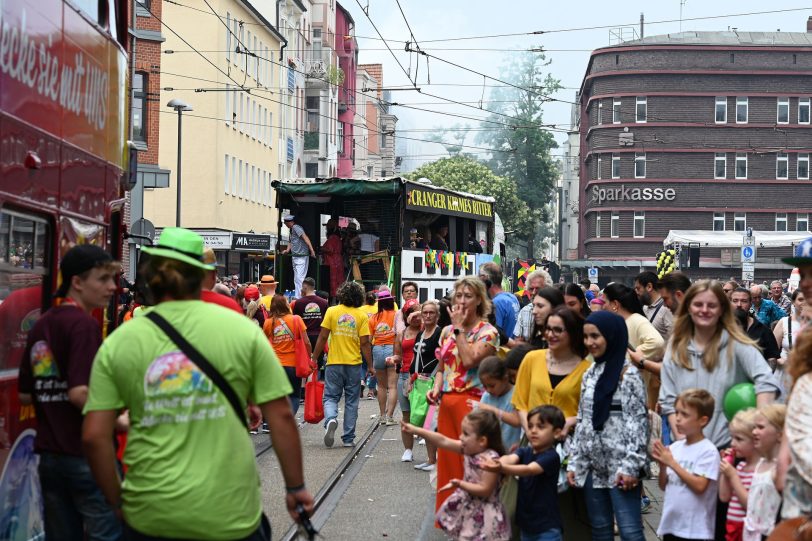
[663,230,809,248]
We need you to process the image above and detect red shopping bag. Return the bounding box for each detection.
[304,371,324,424]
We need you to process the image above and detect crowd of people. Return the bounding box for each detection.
[16,225,812,541]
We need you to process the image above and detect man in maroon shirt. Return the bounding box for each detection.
[18,244,121,541]
[199,248,242,314]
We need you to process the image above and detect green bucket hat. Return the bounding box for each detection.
[142,228,215,270]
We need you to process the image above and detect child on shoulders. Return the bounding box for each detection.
[652,388,721,541]
[482,405,566,541]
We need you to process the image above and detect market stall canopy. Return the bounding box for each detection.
[664,230,810,248]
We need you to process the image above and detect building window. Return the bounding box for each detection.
[800,98,810,124]
[715,153,727,179]
[238,159,243,197]
[611,154,620,179]
[595,214,601,238]
[715,96,727,123]
[338,123,344,154]
[735,153,747,179]
[597,101,603,125]
[777,98,790,124]
[597,156,602,179]
[635,97,647,123]
[734,212,746,232]
[231,157,236,194]
[798,213,809,232]
[776,212,788,232]
[133,72,146,142]
[634,152,646,178]
[736,97,748,124]
[305,162,318,178]
[633,211,645,238]
[777,152,789,179]
[799,153,810,179]
[713,212,726,231]
[610,212,620,238]
[224,154,229,194]
[612,99,621,124]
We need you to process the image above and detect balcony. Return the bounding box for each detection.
[304,131,320,151]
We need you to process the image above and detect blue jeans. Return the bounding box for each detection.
[521,528,562,541]
[38,452,122,541]
[661,413,672,446]
[283,366,301,415]
[323,364,362,444]
[583,471,645,541]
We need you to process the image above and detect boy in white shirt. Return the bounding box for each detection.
[652,388,721,541]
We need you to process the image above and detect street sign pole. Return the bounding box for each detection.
[742,234,756,284]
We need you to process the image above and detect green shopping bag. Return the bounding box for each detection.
[408,375,434,427]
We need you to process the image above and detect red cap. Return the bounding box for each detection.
[402,299,420,313]
[244,285,260,300]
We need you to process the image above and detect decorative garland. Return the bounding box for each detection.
[424,249,471,271]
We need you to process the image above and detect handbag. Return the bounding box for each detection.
[408,375,434,428]
[303,371,325,424]
[423,403,439,431]
[145,312,247,428]
[279,316,313,378]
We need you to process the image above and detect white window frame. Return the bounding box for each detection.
[777,152,789,180]
[635,96,647,123]
[714,152,727,179]
[800,98,810,125]
[612,99,621,124]
[734,212,746,232]
[238,159,243,197]
[735,153,747,179]
[736,97,748,124]
[238,93,244,133]
[776,212,788,232]
[231,156,236,195]
[633,211,645,238]
[611,154,620,179]
[225,85,231,126]
[251,165,256,201]
[224,154,229,194]
[797,213,809,232]
[597,156,602,179]
[610,212,620,238]
[715,96,727,124]
[634,152,646,178]
[713,212,725,231]
[226,12,231,64]
[595,213,601,238]
[799,153,810,180]
[777,97,790,124]
[597,101,603,125]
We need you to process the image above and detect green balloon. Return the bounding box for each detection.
[723,382,757,421]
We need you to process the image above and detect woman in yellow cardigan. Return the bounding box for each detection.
[512,305,592,540]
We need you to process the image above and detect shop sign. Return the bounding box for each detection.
[201,233,231,250]
[406,186,494,221]
[232,233,272,251]
[591,185,676,205]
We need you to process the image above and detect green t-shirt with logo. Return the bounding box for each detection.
[85,300,291,539]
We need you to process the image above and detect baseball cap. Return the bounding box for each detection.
[244,285,260,301]
[402,299,420,313]
[783,236,812,267]
[142,228,215,271]
[55,244,114,297]
[282,214,295,222]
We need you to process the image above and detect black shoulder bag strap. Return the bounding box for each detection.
[145,312,247,429]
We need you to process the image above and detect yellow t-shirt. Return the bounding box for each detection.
[511,349,591,418]
[321,304,370,365]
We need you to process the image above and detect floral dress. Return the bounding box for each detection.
[782,372,812,518]
[436,449,510,541]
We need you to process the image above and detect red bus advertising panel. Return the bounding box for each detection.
[1,0,129,538]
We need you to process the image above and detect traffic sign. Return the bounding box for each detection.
[742,271,755,281]
[588,267,599,281]
[741,246,755,263]
[743,235,756,246]
[742,263,755,272]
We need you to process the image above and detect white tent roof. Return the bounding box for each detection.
[663,230,809,248]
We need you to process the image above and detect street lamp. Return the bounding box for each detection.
[167,98,193,227]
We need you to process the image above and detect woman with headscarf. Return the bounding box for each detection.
[566,311,648,541]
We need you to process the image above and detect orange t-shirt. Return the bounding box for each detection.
[368,310,396,346]
[263,314,305,367]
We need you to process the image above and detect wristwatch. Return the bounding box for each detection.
[453,328,462,336]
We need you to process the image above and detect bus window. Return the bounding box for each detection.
[0,210,51,373]
[70,0,101,24]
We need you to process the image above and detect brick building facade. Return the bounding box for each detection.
[578,30,812,284]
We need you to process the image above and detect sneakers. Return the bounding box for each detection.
[377,416,387,425]
[641,495,651,514]
[418,438,426,446]
[414,462,429,470]
[385,416,398,426]
[401,449,414,462]
[417,463,435,472]
[260,422,270,434]
[343,441,355,448]
[366,392,376,400]
[324,419,337,448]
[249,429,259,435]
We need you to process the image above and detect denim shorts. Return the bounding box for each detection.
[397,372,410,412]
[372,344,394,371]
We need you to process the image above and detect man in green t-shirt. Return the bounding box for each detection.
[82,228,313,540]
[311,281,372,448]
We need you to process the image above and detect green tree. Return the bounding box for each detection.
[475,51,561,255]
[409,156,537,238]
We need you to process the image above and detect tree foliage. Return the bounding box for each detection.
[408,156,537,238]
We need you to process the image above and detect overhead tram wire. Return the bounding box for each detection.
[353,0,414,86]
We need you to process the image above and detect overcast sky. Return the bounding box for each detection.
[346,1,812,171]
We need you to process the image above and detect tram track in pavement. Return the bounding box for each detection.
[279,421,386,541]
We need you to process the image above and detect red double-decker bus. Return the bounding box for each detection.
[0,0,130,538]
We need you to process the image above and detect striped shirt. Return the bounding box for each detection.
[727,462,755,522]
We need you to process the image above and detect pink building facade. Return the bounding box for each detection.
[335,2,357,177]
